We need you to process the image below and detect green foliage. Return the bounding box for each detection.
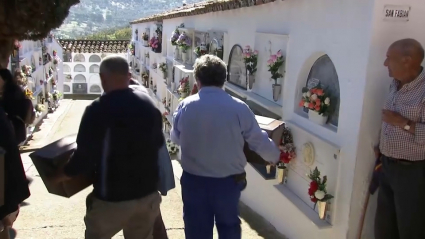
[79,26,131,40]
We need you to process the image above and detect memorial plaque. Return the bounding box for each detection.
[30,135,93,198]
[72,83,88,94]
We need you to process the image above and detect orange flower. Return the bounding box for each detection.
[316,89,324,96]
[299,100,305,107]
[315,99,321,106]
[311,89,316,94]
[308,103,314,109]
[315,105,321,111]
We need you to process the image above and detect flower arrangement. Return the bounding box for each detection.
[176,32,192,53]
[166,138,179,155]
[162,112,169,123]
[162,98,166,105]
[299,86,331,116]
[267,50,284,84]
[53,59,58,65]
[52,90,62,101]
[243,45,258,75]
[150,37,161,52]
[35,104,45,112]
[307,167,334,206]
[155,25,163,38]
[15,71,27,87]
[53,50,57,57]
[277,126,296,169]
[170,28,180,46]
[21,65,32,76]
[193,46,207,58]
[142,32,149,41]
[159,62,167,74]
[151,63,157,70]
[25,88,34,100]
[178,76,190,98]
[190,83,198,95]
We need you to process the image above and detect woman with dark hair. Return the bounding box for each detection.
[0,69,35,144]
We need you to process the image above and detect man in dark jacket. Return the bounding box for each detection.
[0,106,30,231]
[51,55,164,239]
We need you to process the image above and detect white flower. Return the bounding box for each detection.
[325,97,330,105]
[302,92,307,98]
[306,91,311,97]
[304,102,309,108]
[314,190,326,200]
[311,94,318,101]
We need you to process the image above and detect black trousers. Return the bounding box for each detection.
[375,155,425,239]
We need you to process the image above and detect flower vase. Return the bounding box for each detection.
[143,40,149,47]
[266,165,271,174]
[161,71,167,81]
[248,74,255,90]
[182,51,189,64]
[272,83,281,102]
[174,46,180,60]
[308,110,328,126]
[317,201,328,220]
[276,167,287,184]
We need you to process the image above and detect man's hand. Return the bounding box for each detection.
[382,110,409,128]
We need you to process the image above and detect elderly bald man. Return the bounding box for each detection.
[375,39,425,239]
[51,55,164,239]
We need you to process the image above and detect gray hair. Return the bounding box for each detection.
[99,55,129,75]
[193,54,227,87]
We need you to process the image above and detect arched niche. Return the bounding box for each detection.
[74,64,86,72]
[63,84,71,92]
[73,54,85,62]
[74,74,87,83]
[63,64,71,73]
[89,64,99,73]
[90,84,102,93]
[227,44,246,89]
[89,55,101,62]
[301,54,340,127]
[89,74,100,84]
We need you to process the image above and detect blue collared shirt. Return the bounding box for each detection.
[171,86,280,178]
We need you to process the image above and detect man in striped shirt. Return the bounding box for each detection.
[375,38,425,239]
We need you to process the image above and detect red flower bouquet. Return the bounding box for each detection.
[307,167,334,207]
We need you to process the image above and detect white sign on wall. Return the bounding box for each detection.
[383,5,410,22]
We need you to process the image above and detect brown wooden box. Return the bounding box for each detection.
[244,115,285,165]
[29,135,93,198]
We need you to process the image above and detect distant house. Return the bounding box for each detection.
[59,40,129,95]
[129,0,425,238]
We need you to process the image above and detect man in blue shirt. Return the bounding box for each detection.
[171,54,280,239]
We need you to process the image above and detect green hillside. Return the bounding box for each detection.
[79,26,131,40]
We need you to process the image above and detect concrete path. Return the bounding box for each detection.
[12,99,286,239]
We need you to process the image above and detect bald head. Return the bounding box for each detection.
[384,38,424,82]
[99,55,130,93]
[390,38,424,64]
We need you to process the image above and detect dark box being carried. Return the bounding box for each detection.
[29,134,93,198]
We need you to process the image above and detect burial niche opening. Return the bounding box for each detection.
[89,55,101,62]
[74,64,86,72]
[63,64,71,73]
[73,54,85,62]
[90,84,102,93]
[303,54,340,127]
[74,74,87,83]
[89,64,99,73]
[227,44,246,89]
[63,84,71,92]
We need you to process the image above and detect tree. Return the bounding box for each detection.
[0,0,80,67]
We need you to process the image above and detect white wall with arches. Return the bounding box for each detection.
[61,52,126,95]
[131,0,425,237]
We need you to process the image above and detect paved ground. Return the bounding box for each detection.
[11,99,287,239]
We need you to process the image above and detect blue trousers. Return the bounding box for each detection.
[181,171,243,239]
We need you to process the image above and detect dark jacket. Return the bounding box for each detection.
[0,107,30,219]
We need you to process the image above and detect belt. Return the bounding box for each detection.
[382,155,424,166]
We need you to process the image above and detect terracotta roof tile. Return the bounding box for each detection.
[130,0,276,24]
[59,40,130,53]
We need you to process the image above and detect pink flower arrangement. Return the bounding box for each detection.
[267,50,284,84]
[242,45,258,75]
[149,37,161,52]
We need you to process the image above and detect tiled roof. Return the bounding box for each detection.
[59,40,130,53]
[130,0,276,24]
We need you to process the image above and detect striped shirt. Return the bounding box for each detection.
[380,68,425,161]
